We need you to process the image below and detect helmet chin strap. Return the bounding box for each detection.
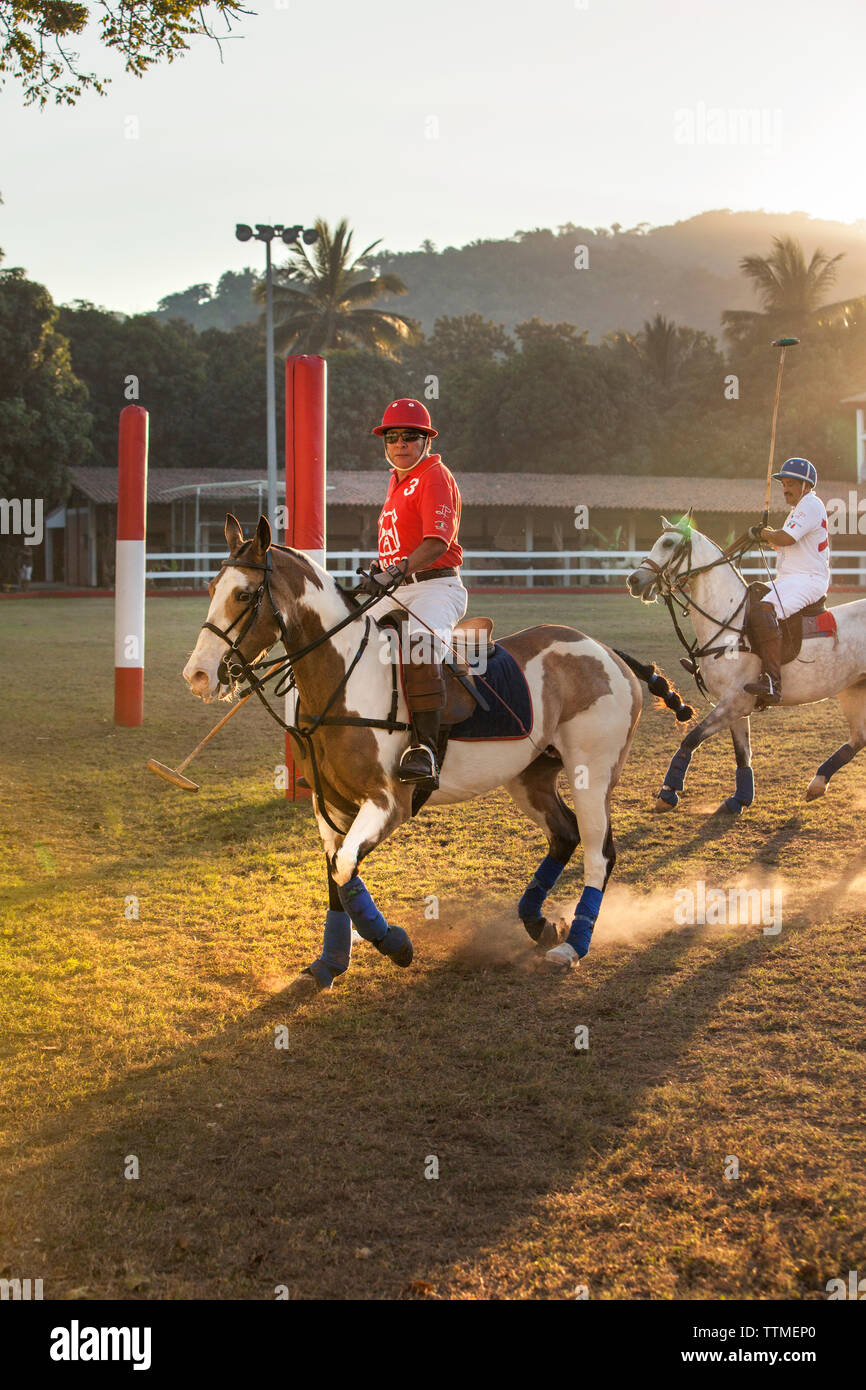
[385,440,432,470]
[782,478,808,505]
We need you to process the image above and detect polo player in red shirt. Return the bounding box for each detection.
[356,398,467,787]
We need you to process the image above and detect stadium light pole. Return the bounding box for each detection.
[235,222,319,535]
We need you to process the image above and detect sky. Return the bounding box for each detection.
[1,0,864,315]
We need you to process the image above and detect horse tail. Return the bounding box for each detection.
[613,649,695,723]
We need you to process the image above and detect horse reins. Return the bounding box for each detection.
[200,544,413,833]
[198,543,544,832]
[640,529,756,698]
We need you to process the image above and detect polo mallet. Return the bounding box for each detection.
[762,336,800,525]
[147,689,255,791]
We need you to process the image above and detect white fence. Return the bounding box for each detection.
[145,548,866,587]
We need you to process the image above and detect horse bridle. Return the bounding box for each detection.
[197,544,411,833]
[639,529,753,697]
[202,546,292,692]
[201,541,550,825]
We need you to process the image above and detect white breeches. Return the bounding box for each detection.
[392,575,468,660]
[766,573,828,620]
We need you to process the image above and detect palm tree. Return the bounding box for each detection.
[259,218,417,356]
[610,315,715,388]
[639,313,681,387]
[722,235,847,345]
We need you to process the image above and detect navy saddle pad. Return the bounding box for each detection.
[448,644,533,741]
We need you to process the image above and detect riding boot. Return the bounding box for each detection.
[400,708,442,785]
[743,601,783,704]
[400,658,445,786]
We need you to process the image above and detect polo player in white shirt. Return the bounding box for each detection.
[744,457,830,704]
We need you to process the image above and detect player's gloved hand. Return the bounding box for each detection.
[748,524,765,541]
[355,560,408,596]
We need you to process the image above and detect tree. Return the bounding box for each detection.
[0,268,91,579]
[425,313,513,367]
[195,323,267,469]
[58,302,207,467]
[635,313,722,390]
[0,1,249,106]
[56,300,127,465]
[722,235,848,345]
[154,282,213,325]
[442,330,654,474]
[262,218,418,358]
[638,313,680,387]
[514,318,587,349]
[153,269,259,331]
[325,350,410,470]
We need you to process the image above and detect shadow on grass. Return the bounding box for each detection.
[615,806,743,878]
[0,859,838,1301]
[0,797,315,913]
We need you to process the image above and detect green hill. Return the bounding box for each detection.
[151,210,866,340]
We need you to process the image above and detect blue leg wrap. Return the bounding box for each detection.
[817,744,855,782]
[307,909,352,989]
[518,855,566,921]
[338,875,413,967]
[725,765,755,813]
[565,886,604,959]
[659,748,691,805]
[666,749,691,791]
[338,875,388,943]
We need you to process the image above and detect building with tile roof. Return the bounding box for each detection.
[40,466,866,587]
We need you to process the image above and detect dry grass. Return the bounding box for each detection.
[0,593,863,1300]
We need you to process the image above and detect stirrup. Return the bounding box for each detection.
[398,743,439,786]
[744,674,781,703]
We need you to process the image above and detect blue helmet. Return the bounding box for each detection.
[773,457,817,487]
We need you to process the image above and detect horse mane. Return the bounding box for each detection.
[665,523,726,562]
[267,542,356,613]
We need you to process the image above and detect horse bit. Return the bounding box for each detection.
[639,529,755,697]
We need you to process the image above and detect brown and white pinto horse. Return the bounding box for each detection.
[182,516,691,983]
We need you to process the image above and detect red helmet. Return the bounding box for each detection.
[371,398,438,438]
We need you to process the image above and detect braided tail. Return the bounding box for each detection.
[613,650,695,723]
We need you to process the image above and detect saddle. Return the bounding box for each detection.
[376,612,497,816]
[376,611,495,725]
[746,582,836,665]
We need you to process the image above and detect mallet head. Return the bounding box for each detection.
[146,758,200,792]
[772,336,800,346]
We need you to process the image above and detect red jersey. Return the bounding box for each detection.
[378,454,463,569]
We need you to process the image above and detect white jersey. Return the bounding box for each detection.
[775,490,830,584]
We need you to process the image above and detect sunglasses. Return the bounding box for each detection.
[384,430,425,444]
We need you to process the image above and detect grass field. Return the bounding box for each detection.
[0,591,863,1300]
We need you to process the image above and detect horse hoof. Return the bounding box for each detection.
[721,797,743,814]
[536,918,562,950]
[653,796,676,813]
[522,916,560,949]
[544,942,580,971]
[293,968,327,996]
[375,925,413,968]
[805,776,826,802]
